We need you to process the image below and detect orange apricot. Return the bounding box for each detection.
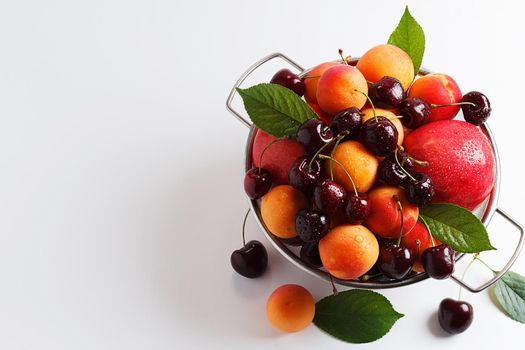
[304,62,340,104]
[361,107,404,146]
[266,284,315,333]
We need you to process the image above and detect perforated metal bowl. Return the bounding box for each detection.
[227,53,524,292]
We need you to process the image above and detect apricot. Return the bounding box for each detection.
[251,130,305,185]
[361,107,404,146]
[356,44,415,91]
[266,284,315,333]
[408,74,462,122]
[364,186,419,239]
[316,65,368,115]
[319,224,379,280]
[304,62,340,104]
[401,222,441,272]
[261,185,309,238]
[330,140,378,193]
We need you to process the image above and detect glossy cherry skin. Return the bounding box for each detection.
[377,244,416,280]
[360,116,398,156]
[288,156,322,195]
[344,193,371,224]
[377,151,415,186]
[296,119,335,155]
[330,107,363,138]
[461,91,491,126]
[422,244,455,279]
[244,168,272,200]
[406,172,435,207]
[438,298,474,334]
[369,76,404,108]
[314,179,347,215]
[270,68,305,96]
[300,241,323,268]
[295,209,330,242]
[230,240,268,278]
[400,98,431,129]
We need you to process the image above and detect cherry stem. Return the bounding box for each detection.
[319,154,359,197]
[415,239,421,257]
[458,254,477,301]
[393,195,404,246]
[303,75,321,79]
[419,217,436,247]
[328,132,348,180]
[329,273,338,295]
[259,137,287,174]
[430,102,476,109]
[241,208,251,246]
[474,255,497,275]
[394,148,417,182]
[338,49,349,65]
[409,156,429,167]
[308,140,333,171]
[360,273,383,281]
[354,89,377,122]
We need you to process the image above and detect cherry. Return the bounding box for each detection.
[330,107,363,138]
[369,76,404,109]
[230,210,268,278]
[461,91,491,126]
[296,119,335,155]
[360,116,398,156]
[288,156,322,195]
[300,241,323,268]
[399,98,431,129]
[377,150,415,187]
[378,243,416,280]
[406,173,435,207]
[422,244,455,279]
[313,179,347,215]
[270,68,305,96]
[344,193,371,224]
[438,298,474,334]
[244,168,272,200]
[295,209,330,242]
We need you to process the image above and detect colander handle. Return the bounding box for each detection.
[225,52,304,128]
[450,208,524,293]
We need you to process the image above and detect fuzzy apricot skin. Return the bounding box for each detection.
[304,62,340,104]
[361,107,404,146]
[356,44,415,91]
[364,186,419,239]
[330,140,378,193]
[266,284,315,333]
[260,185,309,238]
[319,224,379,280]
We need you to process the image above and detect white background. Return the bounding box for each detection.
[0,0,524,349]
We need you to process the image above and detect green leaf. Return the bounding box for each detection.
[388,6,425,73]
[313,289,404,343]
[419,203,495,253]
[236,83,317,138]
[493,271,525,323]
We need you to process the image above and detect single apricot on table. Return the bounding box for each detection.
[266,284,315,333]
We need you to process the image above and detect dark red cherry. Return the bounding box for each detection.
[296,119,335,155]
[295,209,330,242]
[438,298,474,334]
[377,151,415,187]
[300,241,323,268]
[461,91,491,126]
[422,244,455,279]
[313,179,347,215]
[330,107,363,138]
[288,156,322,195]
[230,240,268,278]
[244,168,272,200]
[369,76,404,109]
[360,116,398,157]
[344,193,371,224]
[377,244,416,280]
[400,98,431,129]
[406,173,435,207]
[270,68,305,96]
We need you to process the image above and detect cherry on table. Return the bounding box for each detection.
[295,209,330,243]
[296,119,334,155]
[461,91,491,126]
[231,240,268,278]
[270,68,305,96]
[406,172,435,207]
[399,98,431,129]
[360,116,398,157]
[369,76,404,109]
[422,244,455,279]
[288,156,322,195]
[244,167,272,200]
[438,298,474,334]
[344,193,371,224]
[313,179,347,215]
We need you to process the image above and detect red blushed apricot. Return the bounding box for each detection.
[307,102,333,124]
[365,186,419,239]
[304,62,340,104]
[251,130,305,185]
[408,74,462,122]
[330,140,378,193]
[261,185,309,238]
[361,107,404,146]
[266,284,315,333]
[356,44,415,91]
[319,224,379,280]
[401,222,441,272]
[316,65,368,115]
